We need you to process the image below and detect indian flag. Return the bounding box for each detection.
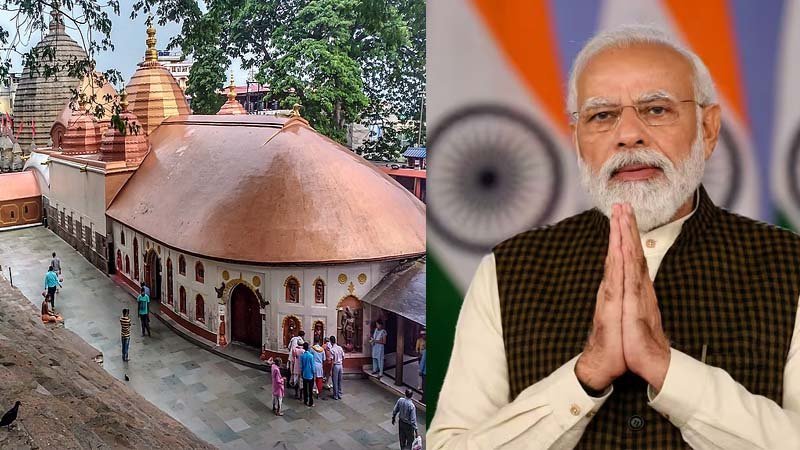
[772,0,800,231]
[428,0,764,420]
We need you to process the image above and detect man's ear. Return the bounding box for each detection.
[571,124,581,158]
[701,104,721,160]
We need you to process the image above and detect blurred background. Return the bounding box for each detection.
[427,0,800,421]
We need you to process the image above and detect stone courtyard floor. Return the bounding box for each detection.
[0,226,426,449]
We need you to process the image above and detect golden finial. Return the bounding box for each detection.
[49,1,64,33]
[144,16,158,62]
[227,72,237,101]
[290,103,302,118]
[119,89,129,112]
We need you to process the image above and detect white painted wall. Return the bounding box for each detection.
[111,220,403,357]
[49,160,107,247]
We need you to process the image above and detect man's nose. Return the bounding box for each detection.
[615,106,649,148]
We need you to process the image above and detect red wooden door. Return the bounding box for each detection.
[231,285,261,348]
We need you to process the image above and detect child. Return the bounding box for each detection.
[271,357,285,416]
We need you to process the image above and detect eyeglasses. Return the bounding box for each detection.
[572,99,703,134]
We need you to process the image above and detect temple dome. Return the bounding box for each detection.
[50,73,118,149]
[106,114,425,264]
[13,8,88,149]
[99,91,148,163]
[217,73,247,115]
[125,23,191,135]
[60,108,102,155]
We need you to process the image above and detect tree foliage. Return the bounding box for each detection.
[0,0,125,122]
[0,0,425,152]
[134,0,425,155]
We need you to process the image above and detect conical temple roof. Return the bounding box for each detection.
[61,108,102,155]
[13,8,88,149]
[217,73,247,115]
[99,90,148,163]
[125,21,190,135]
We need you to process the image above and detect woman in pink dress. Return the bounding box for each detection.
[291,346,305,399]
[271,357,285,416]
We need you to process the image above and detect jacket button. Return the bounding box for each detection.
[628,415,645,431]
[570,404,581,416]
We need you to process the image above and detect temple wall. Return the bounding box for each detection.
[110,220,399,360]
[0,196,41,229]
[46,160,108,271]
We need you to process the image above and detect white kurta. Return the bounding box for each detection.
[428,204,800,449]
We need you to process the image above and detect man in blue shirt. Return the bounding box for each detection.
[392,389,418,450]
[44,265,61,309]
[300,342,316,407]
[137,286,151,337]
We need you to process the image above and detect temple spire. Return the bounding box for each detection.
[49,1,65,33]
[144,16,158,62]
[119,89,129,112]
[227,72,237,101]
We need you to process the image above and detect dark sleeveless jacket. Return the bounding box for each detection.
[493,186,800,448]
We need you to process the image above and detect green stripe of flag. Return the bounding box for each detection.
[426,249,464,425]
[776,210,797,232]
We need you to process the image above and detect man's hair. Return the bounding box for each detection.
[48,265,53,271]
[329,336,336,344]
[405,389,413,399]
[122,308,129,316]
[376,319,383,326]
[141,286,146,293]
[567,25,717,116]
[52,252,56,257]
[299,330,305,337]
[302,342,309,350]
[274,357,282,366]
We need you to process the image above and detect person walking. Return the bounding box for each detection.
[120,309,131,361]
[137,287,151,337]
[329,336,345,400]
[311,340,326,398]
[392,389,419,450]
[300,342,315,407]
[50,252,62,276]
[271,357,285,416]
[370,319,387,377]
[43,265,61,309]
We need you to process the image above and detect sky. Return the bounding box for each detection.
[0,0,251,89]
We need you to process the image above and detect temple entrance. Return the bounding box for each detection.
[231,284,261,349]
[143,250,162,302]
[337,296,363,353]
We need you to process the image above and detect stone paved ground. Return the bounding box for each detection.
[0,275,214,449]
[0,227,426,449]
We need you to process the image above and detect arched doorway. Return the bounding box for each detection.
[337,296,363,353]
[143,250,162,303]
[230,284,262,349]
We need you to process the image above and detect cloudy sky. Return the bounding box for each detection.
[0,1,250,88]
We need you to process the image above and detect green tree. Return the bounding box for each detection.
[136,0,423,152]
[357,0,425,159]
[0,0,124,120]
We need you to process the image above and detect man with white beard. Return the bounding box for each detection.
[428,25,800,449]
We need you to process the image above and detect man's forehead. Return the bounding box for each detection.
[581,90,677,109]
[576,43,694,106]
